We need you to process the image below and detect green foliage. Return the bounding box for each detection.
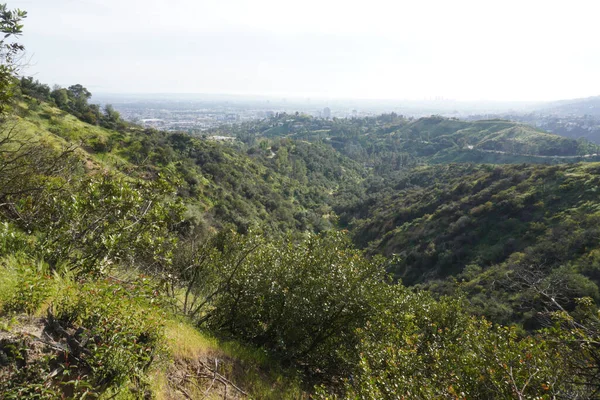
[19,76,50,101]
[0,120,184,275]
[343,293,566,399]
[0,3,26,114]
[0,221,29,255]
[0,256,51,315]
[17,174,185,275]
[6,67,600,398]
[181,231,390,378]
[0,274,167,399]
[109,127,364,235]
[18,79,127,130]
[0,336,61,399]
[51,277,167,395]
[540,297,600,396]
[218,113,600,172]
[334,162,600,326]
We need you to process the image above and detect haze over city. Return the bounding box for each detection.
[14,0,600,102]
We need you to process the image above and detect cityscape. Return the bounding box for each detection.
[93,93,600,144]
[92,94,552,134]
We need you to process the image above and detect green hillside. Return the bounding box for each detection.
[220,113,600,173]
[3,92,600,398]
[335,162,600,326]
[10,93,364,236]
[4,7,600,398]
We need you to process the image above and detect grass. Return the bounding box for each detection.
[159,317,307,399]
[9,99,134,176]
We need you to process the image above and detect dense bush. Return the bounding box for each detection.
[0,257,52,315]
[345,294,567,399]
[177,231,391,378]
[7,174,184,275]
[51,278,167,395]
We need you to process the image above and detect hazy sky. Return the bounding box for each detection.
[11,0,600,101]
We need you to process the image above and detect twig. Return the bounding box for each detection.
[200,358,219,400]
[197,359,249,397]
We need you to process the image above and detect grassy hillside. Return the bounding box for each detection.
[10,95,364,236]
[0,257,305,399]
[12,92,600,330]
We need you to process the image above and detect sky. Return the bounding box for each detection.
[10,0,600,101]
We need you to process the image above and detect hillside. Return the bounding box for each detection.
[3,86,600,398]
[218,113,600,173]
[335,162,600,326]
[10,94,364,236]
[6,4,600,399]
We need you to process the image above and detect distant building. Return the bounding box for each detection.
[323,107,331,119]
[208,135,235,142]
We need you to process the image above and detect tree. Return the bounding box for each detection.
[19,76,50,101]
[67,83,92,117]
[50,86,69,108]
[0,3,26,113]
[102,104,122,130]
[67,84,91,102]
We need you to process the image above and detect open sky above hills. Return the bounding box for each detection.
[13,0,600,102]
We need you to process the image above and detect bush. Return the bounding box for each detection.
[191,231,391,378]
[14,174,184,275]
[0,273,167,398]
[344,293,568,399]
[0,222,30,256]
[49,277,167,396]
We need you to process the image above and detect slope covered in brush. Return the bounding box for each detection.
[335,162,600,325]
[219,113,600,172]
[10,90,364,235]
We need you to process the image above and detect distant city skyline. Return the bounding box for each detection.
[12,0,600,102]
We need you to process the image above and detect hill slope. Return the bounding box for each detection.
[219,113,600,174]
[335,162,600,325]
[11,96,364,236]
[4,87,600,398]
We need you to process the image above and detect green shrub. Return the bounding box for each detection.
[0,273,166,398]
[51,277,167,396]
[343,293,567,399]
[193,231,391,378]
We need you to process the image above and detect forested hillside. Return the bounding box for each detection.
[4,5,600,399]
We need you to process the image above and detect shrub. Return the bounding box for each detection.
[0,222,30,256]
[344,293,568,399]
[49,277,167,396]
[192,231,391,378]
